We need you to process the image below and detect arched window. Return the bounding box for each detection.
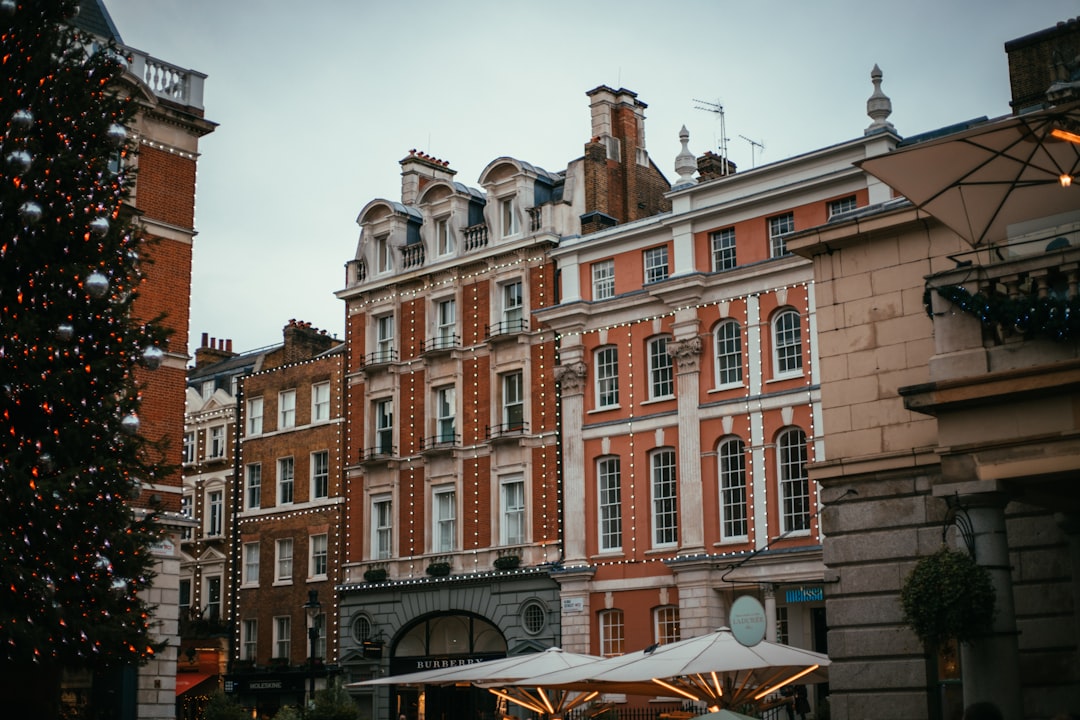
[718,437,747,540]
[714,320,743,387]
[777,427,809,533]
[773,308,803,376]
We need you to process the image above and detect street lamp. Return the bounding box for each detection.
[303,589,321,708]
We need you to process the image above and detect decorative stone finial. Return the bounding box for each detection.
[865,64,895,135]
[674,125,697,187]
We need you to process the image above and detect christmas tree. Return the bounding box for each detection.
[1,0,168,711]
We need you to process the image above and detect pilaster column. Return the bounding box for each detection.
[945,486,1022,719]
[554,361,588,566]
[763,584,777,642]
[671,336,705,554]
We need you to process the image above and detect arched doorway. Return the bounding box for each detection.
[390,614,506,720]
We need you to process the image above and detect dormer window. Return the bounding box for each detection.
[500,197,518,238]
[436,217,454,256]
[376,234,392,273]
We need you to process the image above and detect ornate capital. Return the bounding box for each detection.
[670,337,703,373]
[554,362,588,394]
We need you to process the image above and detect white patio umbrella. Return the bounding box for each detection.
[349,647,606,717]
[495,628,829,712]
[858,99,1080,248]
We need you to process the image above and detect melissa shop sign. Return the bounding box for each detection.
[786,586,824,603]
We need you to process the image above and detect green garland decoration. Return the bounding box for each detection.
[900,546,996,650]
[932,285,1080,342]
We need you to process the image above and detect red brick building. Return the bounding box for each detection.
[73,2,216,718]
[337,87,670,720]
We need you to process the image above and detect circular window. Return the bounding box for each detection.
[352,614,373,643]
[521,601,547,635]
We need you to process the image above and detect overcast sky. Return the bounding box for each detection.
[103,0,1080,357]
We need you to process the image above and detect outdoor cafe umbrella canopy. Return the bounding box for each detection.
[858,99,1080,248]
[493,628,830,712]
[349,647,606,717]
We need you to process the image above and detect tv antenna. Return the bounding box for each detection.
[738,134,765,168]
[693,98,729,174]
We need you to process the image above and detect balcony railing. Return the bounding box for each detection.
[127,49,206,111]
[486,421,528,440]
[486,318,528,340]
[463,224,489,252]
[361,349,397,369]
[423,334,460,354]
[401,243,425,270]
[421,433,461,452]
[361,445,397,463]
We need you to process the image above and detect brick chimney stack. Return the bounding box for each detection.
[281,319,337,365]
[582,86,671,235]
[696,151,737,182]
[1006,17,1080,112]
[194,333,236,368]
[400,150,456,205]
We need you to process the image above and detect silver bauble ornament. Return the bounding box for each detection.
[5,149,31,173]
[95,555,112,571]
[85,271,109,299]
[11,108,33,130]
[89,216,110,237]
[19,201,43,225]
[57,323,75,341]
[40,453,55,473]
[106,123,127,147]
[0,0,15,16]
[142,345,164,370]
[120,413,140,435]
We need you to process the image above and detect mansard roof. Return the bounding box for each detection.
[73,0,124,44]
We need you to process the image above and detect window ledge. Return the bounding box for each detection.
[708,382,745,394]
[641,395,675,406]
[589,404,621,414]
[766,371,804,383]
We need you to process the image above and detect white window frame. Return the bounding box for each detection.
[242,618,257,661]
[500,197,518,237]
[828,195,858,218]
[311,382,330,423]
[592,259,615,300]
[246,397,263,435]
[654,605,681,645]
[372,495,392,560]
[500,475,525,546]
[277,456,294,505]
[182,431,195,464]
[179,578,191,618]
[207,489,223,537]
[274,615,291,659]
[597,456,622,551]
[208,425,225,459]
[180,494,193,540]
[374,398,393,454]
[435,385,456,442]
[599,609,624,657]
[435,298,456,347]
[275,538,294,584]
[778,427,810,534]
[768,212,795,258]
[595,346,619,408]
[246,463,261,510]
[376,234,392,273]
[644,245,669,284]
[309,533,328,579]
[501,280,524,327]
[715,320,744,387]
[711,227,737,271]
[313,613,327,660]
[502,371,524,430]
[375,314,394,361]
[773,308,803,377]
[436,216,454,256]
[433,486,456,553]
[204,575,222,620]
[278,389,296,429]
[243,541,260,586]
[718,438,748,541]
[648,336,674,400]
[310,450,329,499]
[651,448,678,547]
